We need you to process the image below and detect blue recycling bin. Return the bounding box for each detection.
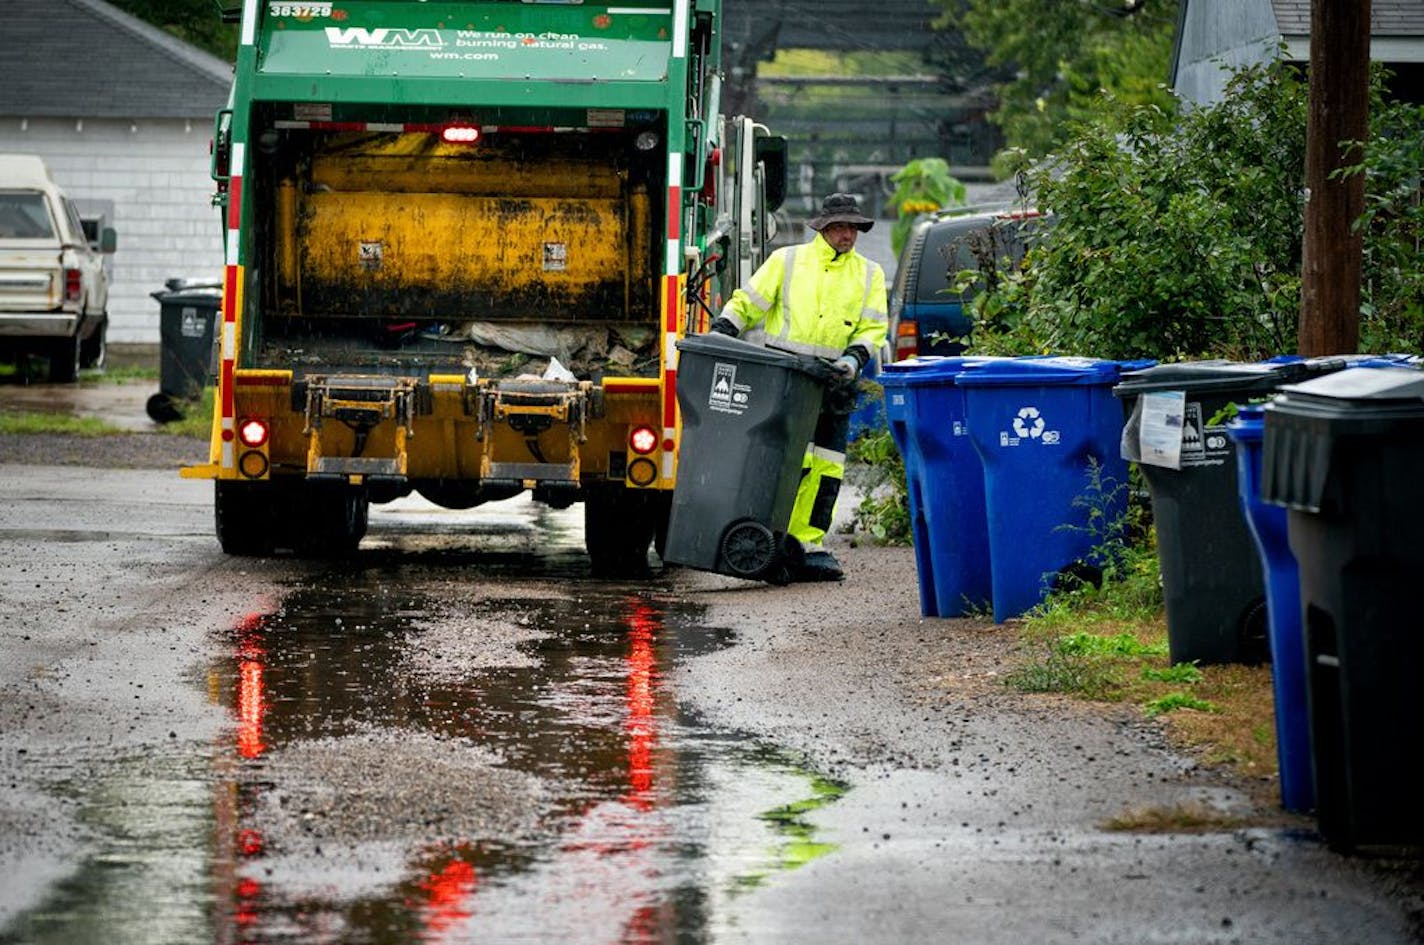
[880,357,999,617]
[958,357,1152,623]
[1226,404,1313,813]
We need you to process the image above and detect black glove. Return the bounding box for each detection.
[708,316,740,337]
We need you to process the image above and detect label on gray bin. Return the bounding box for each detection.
[180,306,206,338]
[708,361,751,416]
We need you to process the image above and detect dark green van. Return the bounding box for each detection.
[887,206,1049,361]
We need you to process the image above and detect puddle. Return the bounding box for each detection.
[0,376,159,433]
[4,560,845,944]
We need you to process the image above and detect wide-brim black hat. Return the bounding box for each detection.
[807,192,874,232]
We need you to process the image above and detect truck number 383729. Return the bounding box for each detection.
[269,3,332,18]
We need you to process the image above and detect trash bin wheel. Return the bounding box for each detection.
[1236,597,1270,666]
[146,392,184,424]
[720,520,778,578]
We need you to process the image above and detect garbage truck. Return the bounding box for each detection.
[181,0,786,573]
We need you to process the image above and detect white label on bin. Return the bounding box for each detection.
[1138,390,1186,469]
[708,361,750,415]
[1002,405,1058,447]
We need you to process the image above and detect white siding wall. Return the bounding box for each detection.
[0,116,224,344]
[1174,0,1282,105]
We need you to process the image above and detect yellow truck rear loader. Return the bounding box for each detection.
[182,0,785,575]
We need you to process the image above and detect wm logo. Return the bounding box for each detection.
[324,28,445,48]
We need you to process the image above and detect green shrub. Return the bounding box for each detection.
[969,61,1424,361]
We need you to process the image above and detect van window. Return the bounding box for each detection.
[0,192,55,239]
[911,220,979,303]
[919,215,1044,305]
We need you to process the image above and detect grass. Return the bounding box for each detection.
[1004,523,1286,801]
[158,388,216,438]
[844,441,1286,800]
[0,410,127,436]
[0,357,156,385]
[0,359,211,439]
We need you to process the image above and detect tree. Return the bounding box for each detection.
[931,0,1180,165]
[966,61,1424,362]
[109,0,237,62]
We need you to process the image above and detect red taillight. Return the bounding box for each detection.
[893,320,918,361]
[63,268,82,303]
[629,425,658,455]
[440,124,480,144]
[237,417,270,447]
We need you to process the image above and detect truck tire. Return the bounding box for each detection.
[216,481,276,556]
[291,482,368,557]
[47,334,81,383]
[584,487,661,578]
[80,319,107,370]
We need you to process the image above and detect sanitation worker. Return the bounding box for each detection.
[707,192,889,582]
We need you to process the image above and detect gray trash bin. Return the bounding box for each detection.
[663,332,830,583]
[147,280,220,423]
[1262,365,1424,852]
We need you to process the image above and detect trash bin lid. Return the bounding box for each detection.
[676,332,825,377]
[151,283,223,304]
[1262,367,1424,513]
[881,355,1008,388]
[955,355,1151,388]
[1113,357,1344,398]
[1269,365,1424,420]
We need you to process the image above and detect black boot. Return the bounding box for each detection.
[794,549,844,582]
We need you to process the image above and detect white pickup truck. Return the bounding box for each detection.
[0,154,115,382]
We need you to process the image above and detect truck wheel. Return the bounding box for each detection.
[47,335,81,383]
[215,481,276,556]
[585,487,658,578]
[80,320,107,370]
[290,482,369,557]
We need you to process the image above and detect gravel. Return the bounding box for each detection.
[0,432,208,469]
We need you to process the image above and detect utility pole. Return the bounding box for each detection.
[1299,0,1370,356]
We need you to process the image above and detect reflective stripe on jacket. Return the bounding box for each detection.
[718,232,888,362]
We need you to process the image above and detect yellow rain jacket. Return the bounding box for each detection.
[718,232,888,363]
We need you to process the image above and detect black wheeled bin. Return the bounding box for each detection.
[1114,358,1341,665]
[1262,366,1424,852]
[147,280,221,423]
[662,333,828,583]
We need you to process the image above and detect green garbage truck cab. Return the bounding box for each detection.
[183,0,786,572]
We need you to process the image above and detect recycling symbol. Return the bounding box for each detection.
[1012,406,1046,439]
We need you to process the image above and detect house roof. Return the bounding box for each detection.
[1270,0,1424,37]
[0,0,233,120]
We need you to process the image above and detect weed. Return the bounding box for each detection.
[847,426,911,545]
[1143,692,1219,717]
[998,463,1283,787]
[1142,663,1202,684]
[1056,631,1166,658]
[1055,458,1146,585]
[1004,638,1119,698]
